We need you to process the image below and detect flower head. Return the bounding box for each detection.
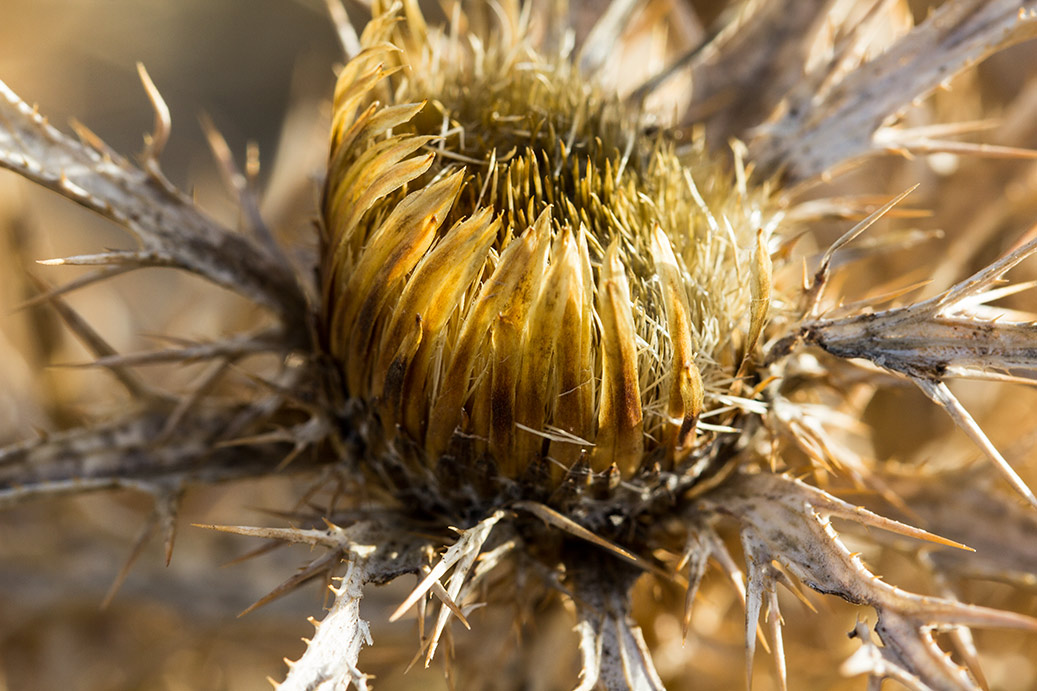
[322,7,777,497]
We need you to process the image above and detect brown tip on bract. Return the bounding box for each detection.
[593,241,643,476]
[651,224,703,458]
[742,227,772,373]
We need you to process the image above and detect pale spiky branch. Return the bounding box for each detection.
[416,535,519,667]
[841,621,929,691]
[700,472,1037,690]
[56,331,284,369]
[204,517,509,690]
[802,231,1037,506]
[741,532,790,691]
[227,521,428,691]
[282,559,373,691]
[570,555,665,691]
[678,512,753,638]
[749,0,1037,181]
[806,233,1037,380]
[0,78,308,340]
[0,405,302,507]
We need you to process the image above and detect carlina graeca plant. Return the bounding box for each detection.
[3,1,1037,689]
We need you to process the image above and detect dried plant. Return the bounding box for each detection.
[3,1,1037,690]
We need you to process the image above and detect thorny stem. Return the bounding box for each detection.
[0,78,310,344]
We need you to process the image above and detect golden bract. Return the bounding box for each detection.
[320,7,781,490]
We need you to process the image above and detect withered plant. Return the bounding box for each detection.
[3,1,1037,690]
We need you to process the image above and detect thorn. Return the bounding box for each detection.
[69,117,127,165]
[512,501,677,583]
[155,359,232,444]
[430,580,471,630]
[101,512,158,610]
[916,379,1037,510]
[157,490,182,567]
[805,185,919,318]
[136,62,170,163]
[26,273,157,402]
[198,111,246,196]
[15,265,138,312]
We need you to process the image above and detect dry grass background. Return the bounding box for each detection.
[2,1,1037,690]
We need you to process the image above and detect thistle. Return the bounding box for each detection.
[321,8,774,492]
[3,1,1037,690]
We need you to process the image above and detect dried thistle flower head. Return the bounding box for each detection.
[321,8,776,493]
[3,1,1037,690]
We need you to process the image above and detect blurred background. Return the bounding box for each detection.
[1,1,1037,690]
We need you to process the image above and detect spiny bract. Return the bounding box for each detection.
[2,1,1037,690]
